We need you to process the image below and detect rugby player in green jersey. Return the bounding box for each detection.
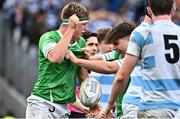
[25,2,99,118]
[66,21,135,118]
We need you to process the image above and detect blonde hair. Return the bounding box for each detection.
[61,2,89,19]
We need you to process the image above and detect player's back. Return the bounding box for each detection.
[139,20,180,110]
[143,20,180,80]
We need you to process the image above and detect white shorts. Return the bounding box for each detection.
[173,108,180,119]
[121,104,138,119]
[26,95,70,119]
[138,108,177,119]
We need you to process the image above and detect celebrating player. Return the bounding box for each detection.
[26,2,91,118]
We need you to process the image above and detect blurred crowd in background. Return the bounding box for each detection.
[0,0,179,59]
[0,0,180,118]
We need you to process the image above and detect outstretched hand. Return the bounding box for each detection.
[65,50,78,63]
[105,103,115,118]
[85,104,102,118]
[94,111,106,118]
[65,48,90,63]
[81,47,90,60]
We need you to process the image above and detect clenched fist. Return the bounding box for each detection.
[68,14,79,29]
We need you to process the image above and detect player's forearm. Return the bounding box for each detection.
[48,27,75,63]
[78,68,89,84]
[76,59,117,74]
[89,55,103,60]
[108,69,128,105]
[108,54,138,106]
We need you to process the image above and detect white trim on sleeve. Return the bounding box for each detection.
[126,41,140,57]
[42,43,57,58]
[115,59,124,68]
[102,55,106,61]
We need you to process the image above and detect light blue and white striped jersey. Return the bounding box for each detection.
[127,20,180,110]
[122,62,142,106]
[89,72,115,111]
[122,22,148,107]
[90,51,123,111]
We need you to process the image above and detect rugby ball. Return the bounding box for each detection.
[79,77,102,107]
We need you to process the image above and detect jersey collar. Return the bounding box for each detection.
[56,30,78,46]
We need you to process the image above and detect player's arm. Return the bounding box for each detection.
[175,0,180,9]
[71,97,89,113]
[47,14,79,64]
[66,50,119,74]
[89,55,103,60]
[78,67,89,85]
[105,54,138,115]
[76,59,119,74]
[71,97,102,116]
[89,50,121,61]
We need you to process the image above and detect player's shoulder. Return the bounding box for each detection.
[134,22,150,33]
[39,30,60,43]
[40,31,58,39]
[171,22,180,30]
[79,36,85,42]
[131,22,151,39]
[77,36,86,47]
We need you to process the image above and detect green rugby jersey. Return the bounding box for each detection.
[115,81,130,118]
[32,30,86,103]
[102,50,122,61]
